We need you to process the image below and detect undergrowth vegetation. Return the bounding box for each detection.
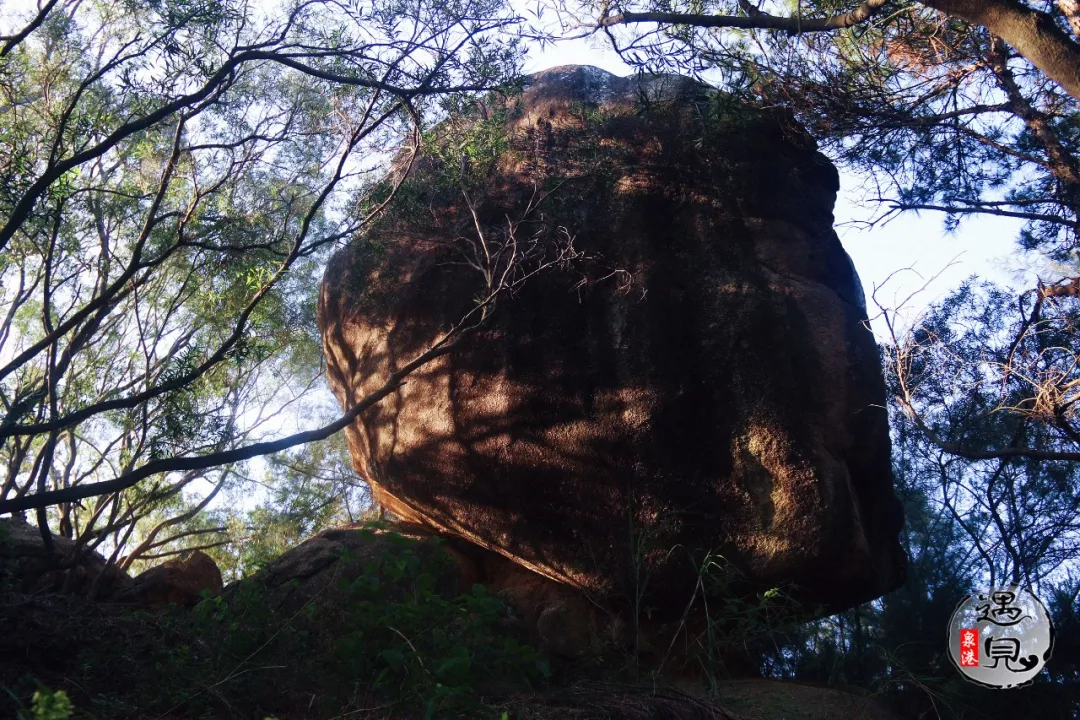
[2,519,829,719]
[1,526,552,719]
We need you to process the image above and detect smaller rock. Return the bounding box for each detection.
[237,523,472,613]
[255,535,342,588]
[239,522,604,657]
[0,517,132,598]
[115,550,223,607]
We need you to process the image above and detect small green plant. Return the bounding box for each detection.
[617,503,804,686]
[328,529,551,717]
[19,687,73,720]
[678,550,802,684]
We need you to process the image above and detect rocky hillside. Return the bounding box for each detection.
[1,518,908,719]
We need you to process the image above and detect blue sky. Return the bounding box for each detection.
[522,35,1034,339]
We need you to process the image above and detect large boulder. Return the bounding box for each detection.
[318,65,906,617]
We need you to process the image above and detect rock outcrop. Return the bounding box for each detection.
[1,517,223,607]
[318,66,906,617]
[114,550,223,607]
[237,522,605,658]
[0,516,132,598]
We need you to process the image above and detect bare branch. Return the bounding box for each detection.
[597,0,890,34]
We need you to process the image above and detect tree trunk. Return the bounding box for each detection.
[923,0,1080,101]
[1059,0,1080,39]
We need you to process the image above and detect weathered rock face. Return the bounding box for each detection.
[1,518,225,607]
[318,66,906,616]
[114,550,223,607]
[237,522,604,657]
[0,517,132,598]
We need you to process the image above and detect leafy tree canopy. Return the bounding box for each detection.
[0,0,524,564]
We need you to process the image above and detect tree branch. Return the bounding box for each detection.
[888,200,1077,227]
[597,0,1080,102]
[923,0,1080,101]
[0,326,464,514]
[597,0,890,34]
[0,0,61,57]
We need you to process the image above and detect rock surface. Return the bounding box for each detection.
[318,65,906,616]
[238,523,469,605]
[0,516,132,598]
[114,550,223,607]
[238,522,605,657]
